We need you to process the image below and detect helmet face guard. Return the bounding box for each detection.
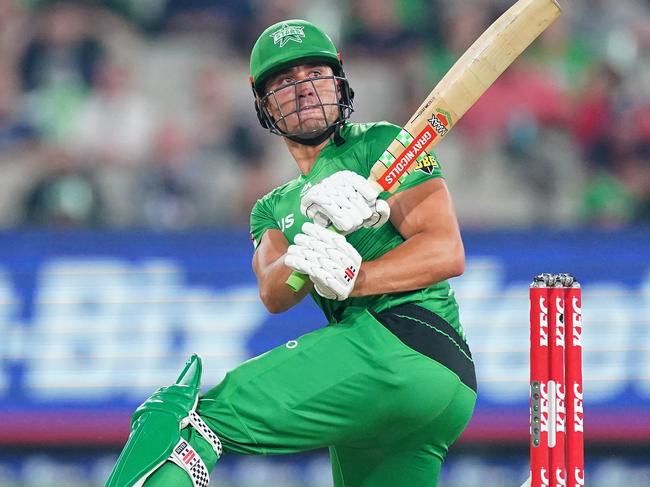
[255,74,354,140]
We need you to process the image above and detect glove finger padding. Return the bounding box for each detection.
[363,198,390,229]
[284,223,362,301]
[293,232,324,251]
[342,184,373,220]
[285,246,314,275]
[310,266,349,300]
[301,221,344,247]
[331,170,379,202]
[313,281,338,300]
[304,184,367,234]
[286,244,320,277]
[300,170,384,234]
[309,209,332,229]
[305,203,359,234]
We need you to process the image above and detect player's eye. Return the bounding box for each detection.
[270,75,293,89]
[309,70,322,77]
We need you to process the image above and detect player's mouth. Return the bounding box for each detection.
[299,105,323,114]
[297,108,327,125]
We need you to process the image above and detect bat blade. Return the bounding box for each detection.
[369,0,562,192]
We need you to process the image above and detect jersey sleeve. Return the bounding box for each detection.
[364,121,445,195]
[249,193,279,250]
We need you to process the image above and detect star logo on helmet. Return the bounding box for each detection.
[270,23,305,47]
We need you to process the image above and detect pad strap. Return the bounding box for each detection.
[187,411,223,458]
[167,411,222,487]
[169,439,210,487]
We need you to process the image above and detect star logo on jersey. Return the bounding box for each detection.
[270,24,305,47]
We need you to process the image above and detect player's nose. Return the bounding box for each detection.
[296,78,315,97]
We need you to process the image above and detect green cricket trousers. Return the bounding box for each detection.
[147,303,477,487]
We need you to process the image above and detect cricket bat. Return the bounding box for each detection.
[287,0,562,291]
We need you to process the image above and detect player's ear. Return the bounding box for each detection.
[261,94,274,116]
[335,76,354,104]
[251,77,272,130]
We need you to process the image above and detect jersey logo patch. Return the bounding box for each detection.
[414,153,440,176]
[270,24,305,47]
[300,182,313,197]
[278,213,294,232]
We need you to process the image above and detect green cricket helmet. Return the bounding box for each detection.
[249,19,354,144]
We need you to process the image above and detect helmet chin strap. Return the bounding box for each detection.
[286,124,337,146]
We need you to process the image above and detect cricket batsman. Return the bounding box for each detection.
[107,19,476,487]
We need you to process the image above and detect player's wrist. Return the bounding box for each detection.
[349,262,370,298]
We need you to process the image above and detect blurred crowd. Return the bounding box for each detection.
[0,0,648,229]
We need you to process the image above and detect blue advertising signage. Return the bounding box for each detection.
[0,229,648,445]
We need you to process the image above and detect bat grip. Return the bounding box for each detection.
[286,272,309,292]
[286,226,341,292]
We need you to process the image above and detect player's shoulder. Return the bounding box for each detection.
[343,121,402,141]
[343,121,404,164]
[252,177,302,212]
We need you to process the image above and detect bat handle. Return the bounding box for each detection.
[286,271,309,292]
[285,226,341,292]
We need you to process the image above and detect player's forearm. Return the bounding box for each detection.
[350,231,464,297]
[258,256,313,313]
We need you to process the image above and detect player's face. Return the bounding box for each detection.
[264,64,340,136]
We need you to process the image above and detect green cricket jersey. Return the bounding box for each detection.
[250,121,464,338]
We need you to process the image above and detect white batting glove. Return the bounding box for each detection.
[300,170,390,234]
[284,222,362,301]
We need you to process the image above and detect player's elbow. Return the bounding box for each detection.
[449,251,465,278]
[260,293,281,314]
[264,302,288,314]
[445,239,465,279]
[259,289,290,314]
